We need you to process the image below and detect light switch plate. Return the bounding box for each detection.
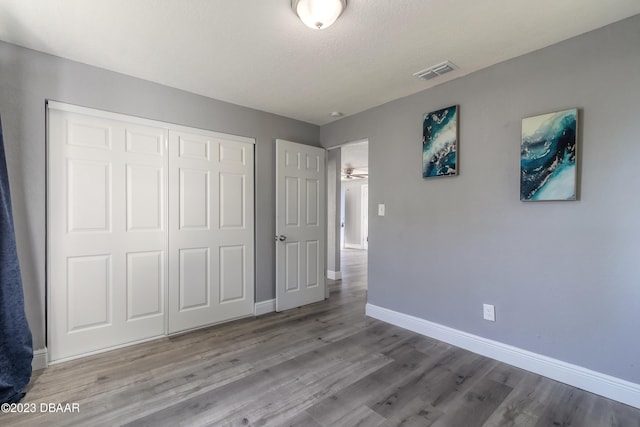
[378,204,385,216]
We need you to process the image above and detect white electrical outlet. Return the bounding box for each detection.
[483,304,496,322]
[378,204,385,216]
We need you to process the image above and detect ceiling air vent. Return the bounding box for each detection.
[413,61,457,81]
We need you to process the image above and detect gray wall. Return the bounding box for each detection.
[320,15,640,384]
[0,41,319,350]
[342,179,368,247]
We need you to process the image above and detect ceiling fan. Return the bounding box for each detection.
[341,166,368,180]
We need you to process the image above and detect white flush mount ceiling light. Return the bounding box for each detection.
[292,0,347,30]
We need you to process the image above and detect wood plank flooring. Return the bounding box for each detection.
[3,249,639,426]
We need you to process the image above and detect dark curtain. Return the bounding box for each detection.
[0,114,33,404]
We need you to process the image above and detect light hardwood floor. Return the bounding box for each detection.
[3,249,639,426]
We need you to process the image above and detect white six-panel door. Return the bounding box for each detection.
[275,139,326,311]
[48,108,168,361]
[48,103,255,362]
[168,130,254,333]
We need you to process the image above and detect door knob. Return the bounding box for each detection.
[276,235,287,241]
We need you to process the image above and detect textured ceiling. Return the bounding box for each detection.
[0,1,639,125]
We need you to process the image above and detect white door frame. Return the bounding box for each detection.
[326,139,369,266]
[340,187,345,249]
[361,184,369,250]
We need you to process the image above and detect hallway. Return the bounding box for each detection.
[328,248,368,295]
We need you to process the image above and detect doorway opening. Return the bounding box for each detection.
[327,139,368,292]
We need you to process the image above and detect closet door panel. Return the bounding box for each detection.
[179,168,210,230]
[219,245,246,303]
[169,132,254,333]
[121,123,168,337]
[66,254,112,331]
[213,138,254,322]
[178,247,210,310]
[48,109,167,362]
[126,250,164,320]
[126,164,163,232]
[219,172,245,229]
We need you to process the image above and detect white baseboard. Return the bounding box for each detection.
[344,243,363,250]
[254,299,276,316]
[366,303,640,409]
[327,270,342,280]
[32,348,48,371]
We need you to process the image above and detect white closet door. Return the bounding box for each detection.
[168,130,254,333]
[48,109,168,362]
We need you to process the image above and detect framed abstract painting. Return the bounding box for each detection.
[520,108,578,201]
[422,105,458,178]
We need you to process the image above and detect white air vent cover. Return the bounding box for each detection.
[413,61,457,80]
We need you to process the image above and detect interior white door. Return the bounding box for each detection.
[275,139,326,311]
[48,108,168,362]
[168,130,254,333]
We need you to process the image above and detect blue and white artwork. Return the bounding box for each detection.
[422,105,458,178]
[521,108,577,201]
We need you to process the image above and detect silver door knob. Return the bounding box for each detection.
[277,235,287,241]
